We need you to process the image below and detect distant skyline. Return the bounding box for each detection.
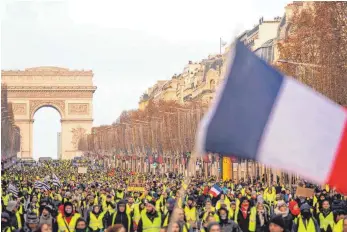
[2,0,290,158]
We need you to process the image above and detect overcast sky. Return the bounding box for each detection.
[1,0,289,159]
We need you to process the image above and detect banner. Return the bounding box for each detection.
[78,167,88,174]
[222,157,232,181]
[296,187,314,198]
[127,186,145,192]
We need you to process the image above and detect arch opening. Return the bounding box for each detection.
[33,107,61,160]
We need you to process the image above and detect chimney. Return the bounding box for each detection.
[188,60,193,64]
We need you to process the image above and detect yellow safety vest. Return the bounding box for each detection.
[184,206,197,222]
[16,211,22,229]
[89,212,105,231]
[57,213,81,232]
[116,191,124,202]
[111,212,131,232]
[140,211,161,232]
[2,194,9,206]
[234,207,257,232]
[298,217,316,232]
[333,219,343,232]
[2,226,16,232]
[181,223,191,232]
[102,202,115,214]
[319,212,334,231]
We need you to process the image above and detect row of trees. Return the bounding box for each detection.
[78,100,208,160]
[79,2,346,166]
[277,1,347,105]
[1,84,21,162]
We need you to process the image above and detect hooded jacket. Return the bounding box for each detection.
[107,200,132,232]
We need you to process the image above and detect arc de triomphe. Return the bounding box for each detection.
[1,67,96,160]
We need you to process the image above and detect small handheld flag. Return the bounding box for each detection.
[8,183,19,198]
[197,40,347,193]
[209,184,222,197]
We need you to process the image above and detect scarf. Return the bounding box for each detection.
[257,210,265,226]
[241,206,248,219]
[39,214,53,226]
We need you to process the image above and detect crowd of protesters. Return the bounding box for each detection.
[1,160,347,232]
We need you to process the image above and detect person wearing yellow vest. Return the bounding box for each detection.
[216,194,231,211]
[115,189,125,203]
[57,202,81,232]
[201,200,217,222]
[107,200,132,232]
[333,211,346,232]
[162,198,176,227]
[19,212,40,232]
[4,201,22,230]
[102,195,116,226]
[1,212,16,232]
[234,197,257,232]
[137,200,162,232]
[292,203,320,232]
[87,205,105,232]
[316,200,334,232]
[184,197,197,229]
[172,208,192,232]
[201,214,218,232]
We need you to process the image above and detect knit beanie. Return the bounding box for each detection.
[117,200,126,207]
[270,215,285,229]
[167,198,176,211]
[6,201,17,212]
[26,212,39,224]
[43,204,53,214]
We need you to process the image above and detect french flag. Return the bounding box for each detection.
[209,184,223,197]
[197,41,347,193]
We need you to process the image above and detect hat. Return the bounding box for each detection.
[1,212,10,221]
[64,202,73,209]
[257,195,264,204]
[43,204,53,214]
[300,203,311,211]
[167,198,176,211]
[277,200,286,208]
[6,201,17,212]
[118,200,126,206]
[26,212,39,224]
[270,215,285,229]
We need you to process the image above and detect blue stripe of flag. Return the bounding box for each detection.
[203,40,284,159]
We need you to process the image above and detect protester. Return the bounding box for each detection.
[273,201,292,231]
[217,207,242,232]
[206,222,221,232]
[108,200,132,232]
[268,215,285,232]
[292,203,320,232]
[20,212,40,232]
[2,160,347,232]
[75,218,88,232]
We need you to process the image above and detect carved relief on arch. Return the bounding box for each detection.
[29,100,65,118]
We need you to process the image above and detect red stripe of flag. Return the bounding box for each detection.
[327,110,347,194]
